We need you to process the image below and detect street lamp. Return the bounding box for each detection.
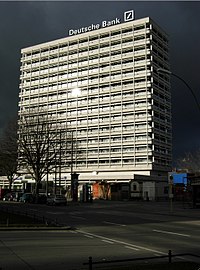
[157,68,200,113]
[157,68,200,212]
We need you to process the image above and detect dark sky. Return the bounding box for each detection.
[0,1,200,163]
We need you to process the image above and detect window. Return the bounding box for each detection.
[122,27,132,33]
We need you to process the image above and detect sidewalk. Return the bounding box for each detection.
[67,199,200,219]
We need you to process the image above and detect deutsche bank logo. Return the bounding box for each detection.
[124,10,134,22]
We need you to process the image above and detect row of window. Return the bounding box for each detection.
[21,81,152,102]
[20,94,151,110]
[22,95,151,109]
[21,58,151,82]
[22,62,150,82]
[21,49,150,70]
[21,51,151,77]
[23,40,150,63]
[23,36,149,59]
[23,24,150,57]
[22,72,150,89]
[21,74,151,92]
[77,124,152,134]
[74,159,153,166]
[21,100,152,115]
[86,146,152,153]
[24,57,144,77]
[23,66,148,81]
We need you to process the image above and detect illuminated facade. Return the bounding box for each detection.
[18,16,172,185]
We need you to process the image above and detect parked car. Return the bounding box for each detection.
[13,192,23,202]
[46,194,67,206]
[0,188,9,200]
[19,193,34,203]
[3,192,15,201]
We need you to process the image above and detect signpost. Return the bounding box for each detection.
[168,173,174,213]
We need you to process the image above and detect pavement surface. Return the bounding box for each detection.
[0,200,199,270]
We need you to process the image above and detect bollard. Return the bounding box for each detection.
[88,256,92,270]
[168,250,172,263]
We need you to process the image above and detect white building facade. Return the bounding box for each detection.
[18,15,172,195]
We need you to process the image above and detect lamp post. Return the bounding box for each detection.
[157,68,200,113]
[157,68,200,212]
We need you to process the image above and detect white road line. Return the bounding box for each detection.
[102,239,114,244]
[70,215,86,220]
[124,245,139,251]
[103,221,126,227]
[153,229,191,237]
[84,234,94,239]
[70,231,78,234]
[46,212,65,215]
[77,230,166,255]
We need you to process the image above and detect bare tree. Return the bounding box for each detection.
[0,118,18,190]
[18,115,71,199]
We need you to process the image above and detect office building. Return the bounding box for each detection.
[18,14,172,199]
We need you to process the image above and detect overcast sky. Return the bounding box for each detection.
[0,1,200,163]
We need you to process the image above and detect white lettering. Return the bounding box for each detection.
[94,23,100,30]
[116,18,120,24]
[68,17,120,36]
[69,29,75,36]
[101,18,121,28]
[69,23,100,36]
[101,21,107,28]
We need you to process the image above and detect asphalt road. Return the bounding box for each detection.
[0,200,200,269]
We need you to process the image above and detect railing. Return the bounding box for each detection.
[83,250,200,270]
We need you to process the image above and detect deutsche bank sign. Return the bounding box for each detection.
[68,10,135,36]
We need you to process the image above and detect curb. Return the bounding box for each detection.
[0,226,76,231]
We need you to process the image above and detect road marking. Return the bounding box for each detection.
[77,230,166,255]
[70,231,78,234]
[101,239,114,244]
[84,234,94,239]
[125,245,139,251]
[46,211,65,215]
[153,229,191,237]
[70,215,86,220]
[103,221,126,227]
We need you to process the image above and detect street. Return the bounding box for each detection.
[0,200,200,269]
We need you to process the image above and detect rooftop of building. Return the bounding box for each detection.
[21,16,168,53]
